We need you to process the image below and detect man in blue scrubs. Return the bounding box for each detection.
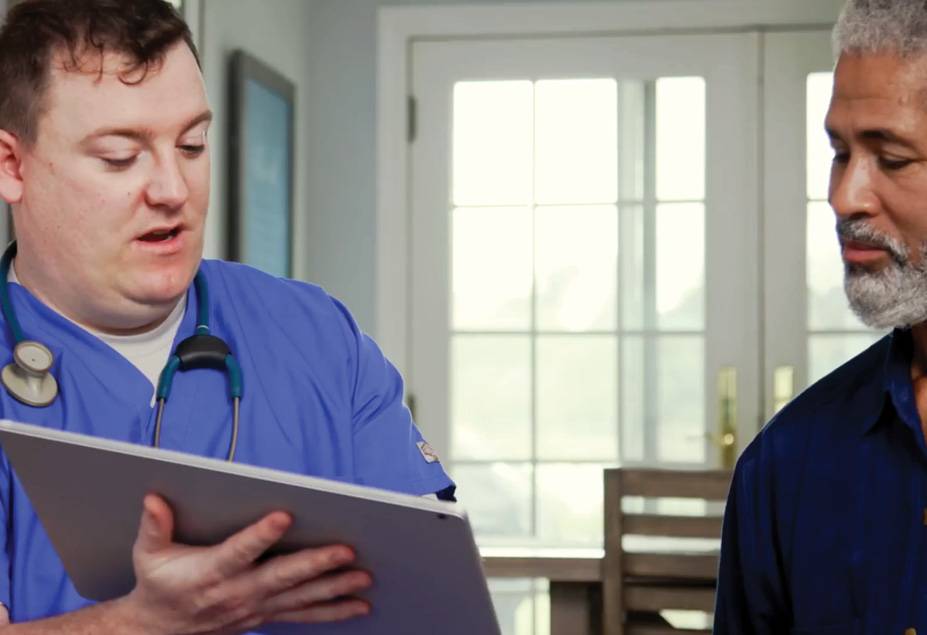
[0,0,454,632]
[716,1,927,633]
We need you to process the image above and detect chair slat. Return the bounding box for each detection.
[623,553,719,580]
[623,513,723,539]
[616,469,731,499]
[625,585,716,612]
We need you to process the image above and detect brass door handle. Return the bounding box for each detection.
[705,431,736,448]
[717,366,737,470]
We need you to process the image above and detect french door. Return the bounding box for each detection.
[401,22,876,635]
[409,33,761,548]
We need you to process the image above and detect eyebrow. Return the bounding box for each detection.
[826,125,917,149]
[81,110,214,145]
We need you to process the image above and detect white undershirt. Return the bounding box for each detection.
[8,263,185,403]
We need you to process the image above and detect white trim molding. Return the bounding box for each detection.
[375,0,845,375]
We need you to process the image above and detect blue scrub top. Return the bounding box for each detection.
[715,329,927,635]
[0,260,454,628]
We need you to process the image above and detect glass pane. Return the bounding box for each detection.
[656,336,705,463]
[537,336,618,461]
[534,582,551,635]
[534,79,618,205]
[620,204,645,331]
[806,72,834,201]
[622,496,645,514]
[656,203,705,330]
[806,201,866,330]
[656,77,706,202]
[486,579,550,635]
[453,463,532,540]
[453,207,532,330]
[618,81,646,202]
[621,335,645,462]
[536,463,606,546]
[535,205,617,331]
[453,81,533,206]
[623,496,722,518]
[809,333,883,384]
[655,498,707,516]
[661,611,713,630]
[488,579,535,635]
[452,335,531,460]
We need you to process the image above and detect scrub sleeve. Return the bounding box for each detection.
[331,299,454,497]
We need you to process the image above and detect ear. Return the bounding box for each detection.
[0,130,24,205]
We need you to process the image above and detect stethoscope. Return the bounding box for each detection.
[0,242,243,461]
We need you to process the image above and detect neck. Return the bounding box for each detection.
[11,258,177,336]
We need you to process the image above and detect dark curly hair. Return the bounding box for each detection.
[0,0,199,145]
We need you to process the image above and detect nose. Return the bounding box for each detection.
[145,154,189,210]
[828,155,879,220]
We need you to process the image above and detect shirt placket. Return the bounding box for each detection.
[898,446,927,635]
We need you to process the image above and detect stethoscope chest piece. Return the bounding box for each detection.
[2,340,58,407]
[0,243,240,459]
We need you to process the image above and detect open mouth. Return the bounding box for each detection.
[138,227,181,243]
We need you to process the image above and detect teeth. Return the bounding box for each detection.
[141,228,176,241]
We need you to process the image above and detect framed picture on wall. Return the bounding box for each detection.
[228,50,295,277]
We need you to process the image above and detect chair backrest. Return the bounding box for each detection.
[602,467,732,635]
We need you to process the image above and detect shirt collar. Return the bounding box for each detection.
[863,327,917,436]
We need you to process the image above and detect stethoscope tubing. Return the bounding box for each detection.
[0,242,242,461]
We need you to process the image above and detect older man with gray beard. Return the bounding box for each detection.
[715,1,927,633]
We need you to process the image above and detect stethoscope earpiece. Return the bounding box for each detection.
[2,340,58,407]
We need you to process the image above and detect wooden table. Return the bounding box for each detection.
[482,548,604,635]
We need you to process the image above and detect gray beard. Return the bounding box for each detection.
[845,262,927,329]
[840,218,927,329]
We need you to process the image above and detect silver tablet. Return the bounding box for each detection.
[0,419,500,635]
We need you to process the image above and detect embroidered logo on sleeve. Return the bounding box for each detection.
[417,441,440,464]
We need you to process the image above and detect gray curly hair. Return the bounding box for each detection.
[834,0,927,56]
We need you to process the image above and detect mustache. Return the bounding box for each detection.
[836,218,908,266]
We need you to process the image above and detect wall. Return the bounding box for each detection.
[199,0,314,282]
[304,0,702,335]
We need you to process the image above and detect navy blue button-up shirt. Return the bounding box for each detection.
[715,329,927,635]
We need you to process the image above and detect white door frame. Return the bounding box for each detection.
[763,30,836,418]
[376,0,844,376]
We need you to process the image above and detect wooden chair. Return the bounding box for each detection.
[602,468,732,635]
